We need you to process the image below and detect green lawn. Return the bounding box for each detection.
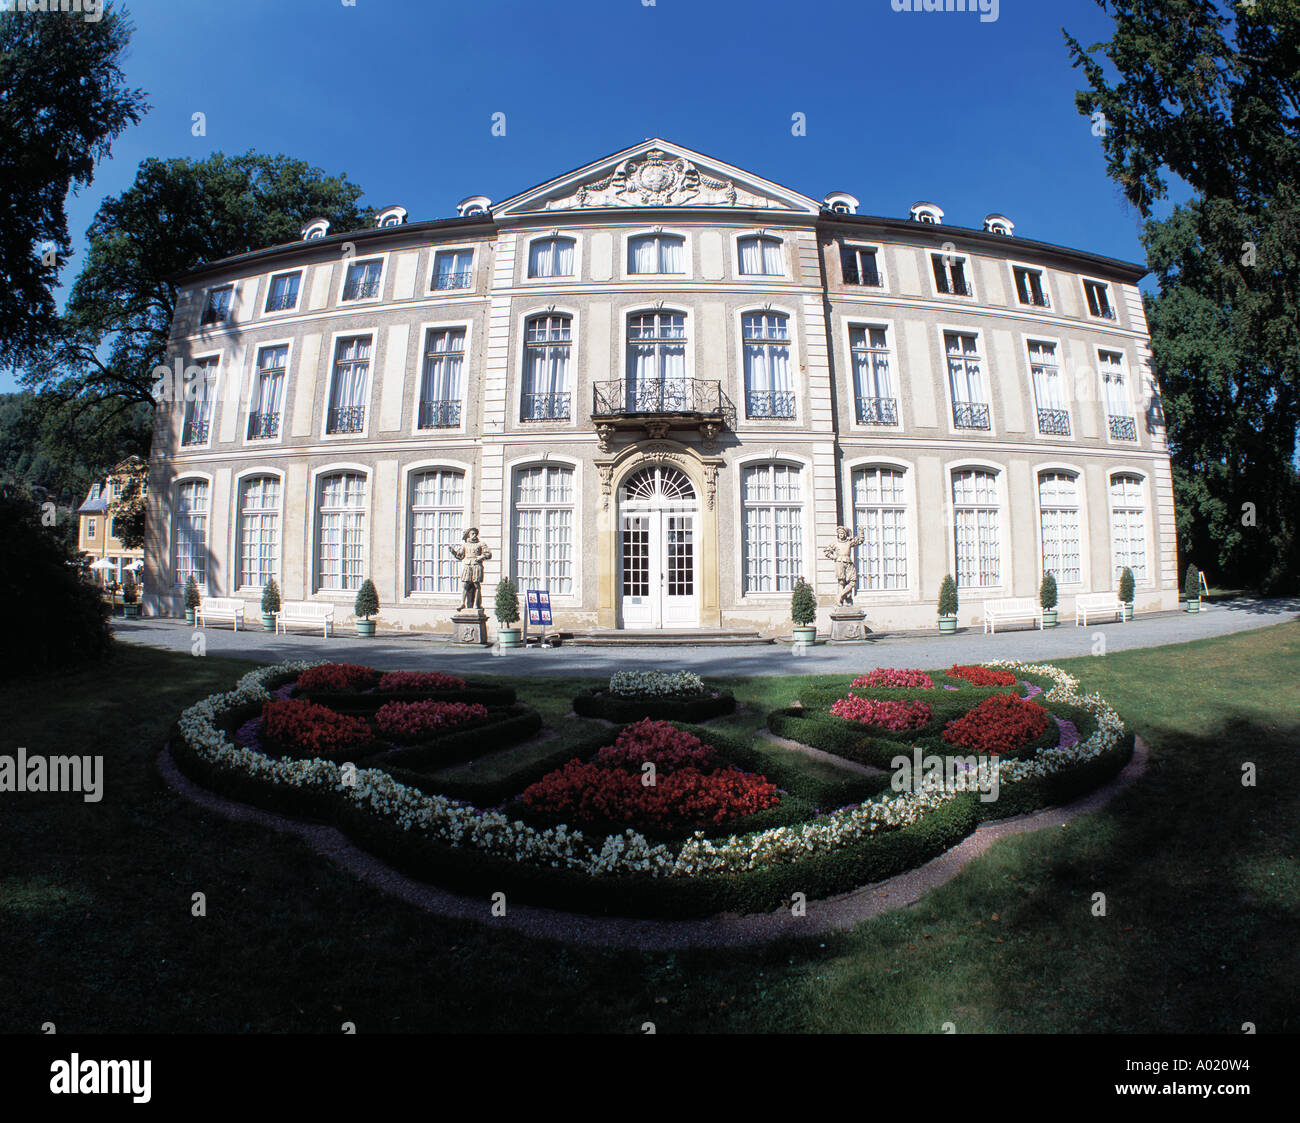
[1,624,1297,1033]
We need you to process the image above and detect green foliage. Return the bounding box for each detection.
[790,578,817,626]
[938,574,959,617]
[354,579,379,620]
[1119,566,1136,603]
[183,575,201,610]
[0,3,147,367]
[1184,564,1201,601]
[106,456,147,550]
[573,688,736,724]
[494,578,520,625]
[121,571,137,605]
[1040,572,1058,611]
[261,579,281,615]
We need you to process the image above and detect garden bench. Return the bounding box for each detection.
[275,601,334,638]
[1074,592,1125,626]
[982,597,1044,634]
[195,597,246,631]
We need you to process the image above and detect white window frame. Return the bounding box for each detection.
[927,250,976,300]
[734,456,811,599]
[507,458,581,604]
[263,269,303,316]
[1025,335,1074,439]
[312,466,370,595]
[412,319,471,434]
[1098,347,1138,445]
[1108,471,1151,588]
[234,471,283,592]
[1035,467,1086,590]
[1006,260,1053,310]
[624,230,690,279]
[523,233,580,283]
[838,241,887,291]
[320,330,376,441]
[241,338,294,448]
[201,283,235,327]
[948,464,1007,594]
[843,317,900,430]
[938,326,996,437]
[405,465,468,598]
[738,308,796,423]
[518,308,577,424]
[338,255,386,305]
[735,232,786,278]
[172,475,211,592]
[1082,277,1118,322]
[429,246,476,294]
[180,354,221,450]
[847,460,915,597]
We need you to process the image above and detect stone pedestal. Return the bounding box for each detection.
[829,609,868,642]
[451,610,489,646]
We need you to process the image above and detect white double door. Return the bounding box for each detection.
[619,506,698,629]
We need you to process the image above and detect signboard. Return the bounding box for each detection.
[526,589,552,627]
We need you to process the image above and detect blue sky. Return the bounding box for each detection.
[12,0,1154,391]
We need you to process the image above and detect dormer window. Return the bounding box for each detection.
[738,234,783,276]
[265,271,301,313]
[342,259,382,301]
[909,202,944,225]
[301,218,330,240]
[985,214,1014,236]
[375,205,407,228]
[457,196,492,218]
[822,191,860,215]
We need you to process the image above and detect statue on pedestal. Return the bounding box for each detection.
[447,527,491,612]
[822,525,865,607]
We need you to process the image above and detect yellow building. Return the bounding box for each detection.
[78,457,146,585]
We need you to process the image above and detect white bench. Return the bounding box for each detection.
[983,597,1044,634]
[1075,593,1125,626]
[275,601,334,638]
[195,597,246,631]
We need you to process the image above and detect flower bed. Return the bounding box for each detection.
[941,693,1051,755]
[262,698,372,757]
[573,677,735,723]
[296,663,380,693]
[829,695,933,731]
[378,671,467,693]
[608,670,705,698]
[375,699,489,738]
[850,669,935,690]
[948,664,1018,688]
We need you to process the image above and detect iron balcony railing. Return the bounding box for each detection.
[418,399,462,429]
[432,271,472,291]
[745,390,796,420]
[592,378,725,417]
[1019,291,1051,308]
[856,396,899,425]
[246,411,280,440]
[843,266,883,287]
[1108,414,1138,441]
[342,277,381,301]
[937,279,974,297]
[327,406,366,434]
[521,392,571,421]
[200,306,229,325]
[265,291,297,312]
[1037,407,1072,436]
[952,402,991,430]
[181,419,210,445]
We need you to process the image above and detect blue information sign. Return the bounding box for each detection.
[526,589,552,626]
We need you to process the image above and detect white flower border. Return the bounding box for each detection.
[175,660,1126,881]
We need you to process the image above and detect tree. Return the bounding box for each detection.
[1065,0,1300,592]
[494,578,520,626]
[790,579,817,626]
[354,578,379,621]
[0,2,147,368]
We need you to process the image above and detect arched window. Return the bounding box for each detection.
[626,311,687,410]
[852,467,908,591]
[238,476,280,589]
[174,480,209,589]
[628,233,685,274]
[738,235,783,276]
[521,314,571,421]
[316,472,367,591]
[952,469,1000,588]
[527,236,575,278]
[1038,472,1081,585]
[410,469,464,594]
[741,463,804,593]
[742,312,793,418]
[1109,474,1147,582]
[513,464,574,595]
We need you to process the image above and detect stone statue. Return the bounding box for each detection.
[822,526,865,607]
[447,527,492,612]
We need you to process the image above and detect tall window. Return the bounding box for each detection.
[946,333,989,429]
[1029,340,1070,436]
[850,326,897,425]
[627,311,687,410]
[513,465,574,595]
[317,473,367,591]
[419,328,465,428]
[432,249,473,290]
[741,463,804,593]
[852,467,908,591]
[342,259,382,301]
[1039,472,1081,585]
[326,336,371,433]
[238,476,280,588]
[628,234,684,274]
[410,469,464,594]
[931,253,971,296]
[1100,350,1137,440]
[521,314,571,420]
[742,312,793,418]
[202,285,233,325]
[1084,279,1115,319]
[181,359,218,446]
[738,235,783,276]
[527,236,575,278]
[1109,474,1147,582]
[174,480,208,589]
[841,246,881,287]
[248,345,286,440]
[265,271,300,312]
[1013,267,1050,307]
[953,469,1000,588]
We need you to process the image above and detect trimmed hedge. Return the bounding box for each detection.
[572,688,736,723]
[300,683,516,708]
[359,706,543,771]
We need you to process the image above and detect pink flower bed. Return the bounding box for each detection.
[830,695,933,731]
[376,671,468,693]
[849,668,935,690]
[592,719,720,772]
[374,699,488,737]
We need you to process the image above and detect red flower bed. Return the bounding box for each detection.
[262,698,370,754]
[948,664,1018,688]
[374,699,488,737]
[830,695,933,731]
[376,671,467,693]
[849,668,935,690]
[296,663,380,693]
[592,719,719,771]
[942,693,1051,754]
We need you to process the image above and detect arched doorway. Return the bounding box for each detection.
[618,465,699,628]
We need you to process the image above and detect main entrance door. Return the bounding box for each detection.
[618,466,699,629]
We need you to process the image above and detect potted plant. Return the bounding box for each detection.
[495,577,522,648]
[791,578,818,645]
[1119,566,1135,621]
[937,574,959,634]
[1040,572,1059,627]
[183,574,200,625]
[261,578,281,632]
[121,572,141,619]
[1184,564,1201,613]
[354,578,379,636]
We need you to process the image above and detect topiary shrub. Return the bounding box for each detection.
[354,578,379,620]
[121,571,138,604]
[938,574,959,617]
[1119,566,1135,604]
[1184,564,1201,601]
[495,577,520,626]
[183,574,201,610]
[261,578,281,615]
[790,578,817,626]
[1039,572,1058,611]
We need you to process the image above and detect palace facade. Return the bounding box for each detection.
[142,139,1179,634]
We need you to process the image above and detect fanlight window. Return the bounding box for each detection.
[620,466,695,504]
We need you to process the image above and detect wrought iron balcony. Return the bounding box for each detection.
[342,278,380,301]
[1037,407,1072,436]
[856,396,899,425]
[181,419,210,446]
[246,411,280,440]
[433,271,472,291]
[844,267,883,288]
[1108,414,1137,441]
[745,390,796,420]
[200,306,229,326]
[418,399,462,429]
[952,402,991,430]
[592,379,727,419]
[521,392,571,422]
[327,406,366,434]
[1019,291,1051,308]
[265,291,297,312]
[937,279,974,296]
